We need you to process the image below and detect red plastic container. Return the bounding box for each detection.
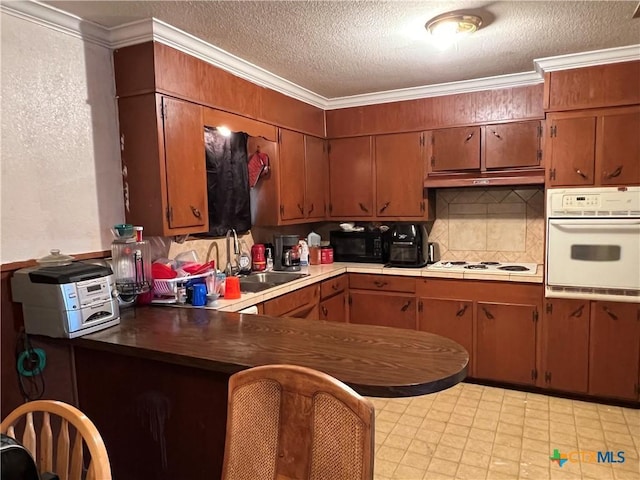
[320,245,334,264]
[251,244,266,271]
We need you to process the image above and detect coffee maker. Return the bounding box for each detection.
[274,235,301,271]
[387,224,428,268]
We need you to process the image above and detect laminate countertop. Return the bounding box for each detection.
[178,262,544,313]
[75,307,469,398]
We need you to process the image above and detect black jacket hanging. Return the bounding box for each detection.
[202,127,250,236]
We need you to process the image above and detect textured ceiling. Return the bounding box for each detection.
[45,0,640,98]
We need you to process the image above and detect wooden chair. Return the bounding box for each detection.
[222,364,375,480]
[0,400,111,480]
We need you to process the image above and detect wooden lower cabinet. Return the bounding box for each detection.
[418,298,473,373]
[541,299,590,394]
[349,292,416,329]
[589,301,640,401]
[319,293,347,322]
[417,279,541,383]
[475,302,538,385]
[263,284,320,320]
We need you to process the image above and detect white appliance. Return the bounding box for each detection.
[545,186,640,302]
[12,262,120,338]
[427,261,538,275]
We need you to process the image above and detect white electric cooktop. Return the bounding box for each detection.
[427,261,538,275]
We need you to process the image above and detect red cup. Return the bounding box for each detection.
[224,276,241,299]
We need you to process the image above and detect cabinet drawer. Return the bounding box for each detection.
[349,274,416,293]
[263,284,319,317]
[321,275,347,299]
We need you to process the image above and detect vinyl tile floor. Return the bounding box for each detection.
[368,382,640,480]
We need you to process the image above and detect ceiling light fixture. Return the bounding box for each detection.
[425,13,483,41]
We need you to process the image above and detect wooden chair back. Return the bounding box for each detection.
[0,400,111,480]
[222,364,375,480]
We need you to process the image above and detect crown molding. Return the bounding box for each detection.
[129,18,330,109]
[534,44,640,74]
[3,1,639,111]
[0,0,110,48]
[325,71,544,110]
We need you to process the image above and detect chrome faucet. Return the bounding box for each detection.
[225,229,239,276]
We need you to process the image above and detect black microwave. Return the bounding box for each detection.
[329,230,389,263]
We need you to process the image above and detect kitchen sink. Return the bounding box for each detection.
[238,271,309,293]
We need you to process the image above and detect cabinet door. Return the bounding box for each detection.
[328,137,373,218]
[319,293,347,322]
[418,298,473,373]
[375,132,425,217]
[429,127,480,171]
[485,121,541,169]
[163,96,207,229]
[475,302,537,385]
[349,292,416,329]
[597,107,640,186]
[278,129,306,220]
[304,135,327,220]
[541,300,589,394]
[548,116,596,186]
[589,302,640,400]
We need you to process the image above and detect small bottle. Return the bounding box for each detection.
[265,247,274,271]
[298,240,309,266]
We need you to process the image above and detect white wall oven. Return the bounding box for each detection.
[546,187,640,303]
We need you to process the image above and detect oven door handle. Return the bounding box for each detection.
[549,219,640,228]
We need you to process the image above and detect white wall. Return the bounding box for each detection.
[0,12,124,264]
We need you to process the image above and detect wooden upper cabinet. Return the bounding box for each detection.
[547,105,640,187]
[547,115,596,186]
[598,107,640,186]
[428,127,481,171]
[163,97,207,230]
[304,135,327,220]
[484,121,541,169]
[541,299,589,394]
[278,129,306,220]
[589,302,640,401]
[546,60,640,111]
[375,132,425,217]
[117,93,207,237]
[328,137,374,218]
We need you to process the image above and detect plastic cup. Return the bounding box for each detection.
[191,284,207,306]
[224,276,241,299]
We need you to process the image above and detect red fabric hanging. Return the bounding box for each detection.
[248,150,270,188]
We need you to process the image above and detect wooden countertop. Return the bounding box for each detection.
[75,307,469,398]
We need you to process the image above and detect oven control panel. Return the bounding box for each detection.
[562,194,600,208]
[548,187,640,217]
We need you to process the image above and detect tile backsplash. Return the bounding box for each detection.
[430,187,544,264]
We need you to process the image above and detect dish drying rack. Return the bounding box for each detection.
[152,271,215,303]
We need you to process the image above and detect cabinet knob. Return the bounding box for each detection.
[464,132,474,143]
[308,203,314,215]
[602,306,618,320]
[604,166,623,180]
[569,305,585,318]
[321,305,328,316]
[190,206,202,218]
[379,202,390,214]
[297,203,304,215]
[575,168,588,180]
[359,203,369,213]
[373,281,388,288]
[400,301,411,312]
[490,130,502,140]
[482,307,494,320]
[456,305,468,317]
